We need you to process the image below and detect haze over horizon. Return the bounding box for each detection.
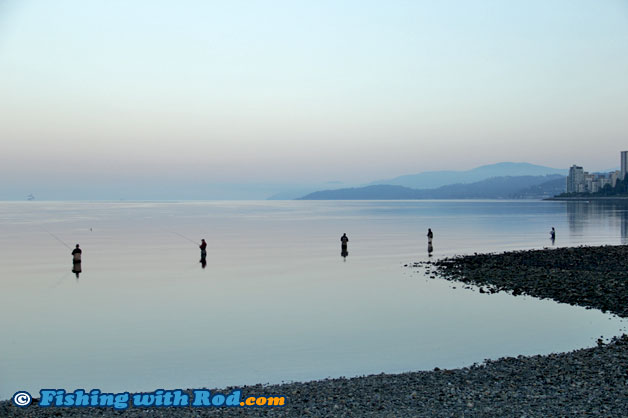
[1,1,627,199]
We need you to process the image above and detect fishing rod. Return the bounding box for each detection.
[41,226,72,249]
[165,230,199,246]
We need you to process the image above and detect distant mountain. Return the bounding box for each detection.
[371,162,568,190]
[299,185,419,200]
[266,181,353,200]
[422,175,566,199]
[298,175,565,200]
[510,177,566,199]
[267,189,321,200]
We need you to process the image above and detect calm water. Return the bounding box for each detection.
[1,200,627,399]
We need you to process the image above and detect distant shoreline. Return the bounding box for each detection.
[545,196,628,201]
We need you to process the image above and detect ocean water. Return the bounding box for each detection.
[0,200,626,399]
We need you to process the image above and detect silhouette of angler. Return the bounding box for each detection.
[72,244,82,263]
[71,244,82,278]
[340,233,349,249]
[340,233,349,258]
[199,239,207,267]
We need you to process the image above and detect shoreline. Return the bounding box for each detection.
[544,196,628,201]
[3,245,628,416]
[427,244,628,317]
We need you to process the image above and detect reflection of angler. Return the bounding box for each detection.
[72,261,82,278]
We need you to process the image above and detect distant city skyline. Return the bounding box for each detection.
[566,151,627,194]
[1,1,627,199]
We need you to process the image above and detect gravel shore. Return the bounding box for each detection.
[427,244,628,317]
[3,245,628,417]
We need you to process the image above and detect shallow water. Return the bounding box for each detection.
[0,200,626,399]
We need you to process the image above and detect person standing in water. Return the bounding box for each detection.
[340,233,349,260]
[550,227,556,244]
[199,239,207,261]
[340,233,349,256]
[71,244,82,278]
[340,233,349,248]
[72,244,82,262]
[427,229,434,256]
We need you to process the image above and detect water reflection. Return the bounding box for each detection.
[624,212,628,245]
[2,201,627,400]
[565,201,628,244]
[72,261,82,278]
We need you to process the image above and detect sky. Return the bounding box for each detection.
[1,0,627,199]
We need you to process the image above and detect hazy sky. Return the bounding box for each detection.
[1,0,627,197]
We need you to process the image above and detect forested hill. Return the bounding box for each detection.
[298,175,565,200]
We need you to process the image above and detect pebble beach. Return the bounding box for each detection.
[3,245,628,417]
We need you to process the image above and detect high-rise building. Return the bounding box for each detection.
[611,170,621,187]
[567,165,584,193]
[565,152,627,194]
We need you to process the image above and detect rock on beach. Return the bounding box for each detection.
[430,245,628,317]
